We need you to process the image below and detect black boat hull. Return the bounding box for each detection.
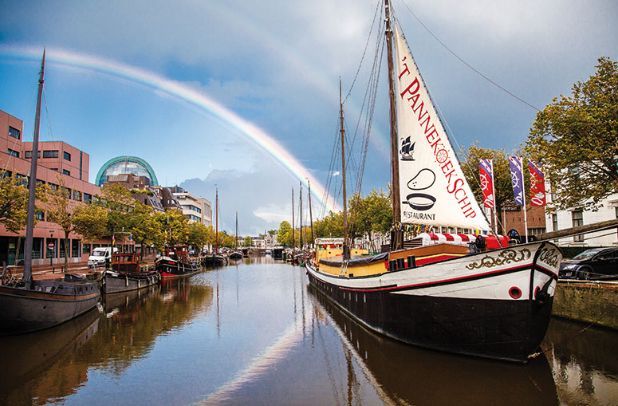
[103,272,160,294]
[306,271,551,362]
[305,242,561,362]
[0,281,101,335]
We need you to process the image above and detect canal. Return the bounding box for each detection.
[1,258,617,405]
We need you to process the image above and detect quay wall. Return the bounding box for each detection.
[553,281,618,330]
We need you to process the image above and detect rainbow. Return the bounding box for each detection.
[0,45,339,212]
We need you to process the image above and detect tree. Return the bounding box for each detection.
[154,209,189,247]
[460,146,521,214]
[526,57,618,209]
[127,203,164,259]
[243,236,253,248]
[45,185,78,271]
[99,183,136,237]
[187,222,210,251]
[73,204,108,242]
[0,175,29,233]
[277,221,293,247]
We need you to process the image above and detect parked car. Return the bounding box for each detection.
[559,247,618,280]
[88,247,118,268]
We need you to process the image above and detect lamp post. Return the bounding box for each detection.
[49,230,54,273]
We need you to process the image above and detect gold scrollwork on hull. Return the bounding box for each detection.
[465,248,531,270]
[538,247,560,268]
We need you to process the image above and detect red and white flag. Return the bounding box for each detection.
[479,159,495,208]
[528,160,546,207]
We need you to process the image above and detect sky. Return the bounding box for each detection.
[1,0,616,234]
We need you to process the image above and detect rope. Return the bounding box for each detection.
[397,0,540,111]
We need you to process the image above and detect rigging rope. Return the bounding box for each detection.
[397,0,540,111]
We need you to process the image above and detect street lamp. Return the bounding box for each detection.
[49,230,54,273]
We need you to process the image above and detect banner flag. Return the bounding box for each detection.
[528,160,547,207]
[508,156,525,206]
[479,159,495,209]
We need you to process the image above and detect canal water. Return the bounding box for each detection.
[1,258,617,405]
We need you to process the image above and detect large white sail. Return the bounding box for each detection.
[394,26,490,232]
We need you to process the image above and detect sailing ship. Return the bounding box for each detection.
[202,187,227,267]
[229,212,243,260]
[305,0,561,363]
[0,51,101,335]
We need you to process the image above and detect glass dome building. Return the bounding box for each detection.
[95,156,159,186]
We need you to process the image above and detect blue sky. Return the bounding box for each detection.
[1,0,616,234]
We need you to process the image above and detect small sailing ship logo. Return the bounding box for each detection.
[400,136,415,161]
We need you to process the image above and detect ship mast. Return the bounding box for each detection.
[215,187,219,254]
[307,180,314,248]
[299,181,303,249]
[235,211,238,250]
[384,0,403,250]
[23,50,46,285]
[291,188,295,249]
[339,80,350,260]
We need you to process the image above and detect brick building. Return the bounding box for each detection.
[0,109,131,266]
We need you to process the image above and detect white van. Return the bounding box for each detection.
[88,247,118,268]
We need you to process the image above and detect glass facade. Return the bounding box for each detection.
[103,161,151,182]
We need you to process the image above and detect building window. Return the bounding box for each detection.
[35,211,45,221]
[25,151,41,159]
[72,239,80,258]
[43,150,59,158]
[72,190,82,201]
[83,244,91,254]
[8,126,21,139]
[572,210,584,242]
[7,149,19,158]
[63,169,71,176]
[49,183,58,191]
[63,151,71,161]
[84,193,92,204]
[551,213,558,232]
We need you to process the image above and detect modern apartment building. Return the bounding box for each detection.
[170,186,212,226]
[0,109,115,266]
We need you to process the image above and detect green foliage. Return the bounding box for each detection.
[218,231,236,248]
[526,57,618,209]
[154,209,189,246]
[243,236,253,247]
[276,221,294,247]
[314,211,343,239]
[0,175,30,233]
[460,145,526,213]
[187,222,210,250]
[73,204,108,241]
[99,183,136,235]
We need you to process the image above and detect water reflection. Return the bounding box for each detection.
[1,262,616,405]
[0,308,100,404]
[544,318,618,405]
[308,284,559,406]
[0,277,213,404]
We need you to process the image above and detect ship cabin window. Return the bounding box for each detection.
[8,126,21,139]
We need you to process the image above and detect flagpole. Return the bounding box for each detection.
[521,157,529,242]
[490,160,498,235]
